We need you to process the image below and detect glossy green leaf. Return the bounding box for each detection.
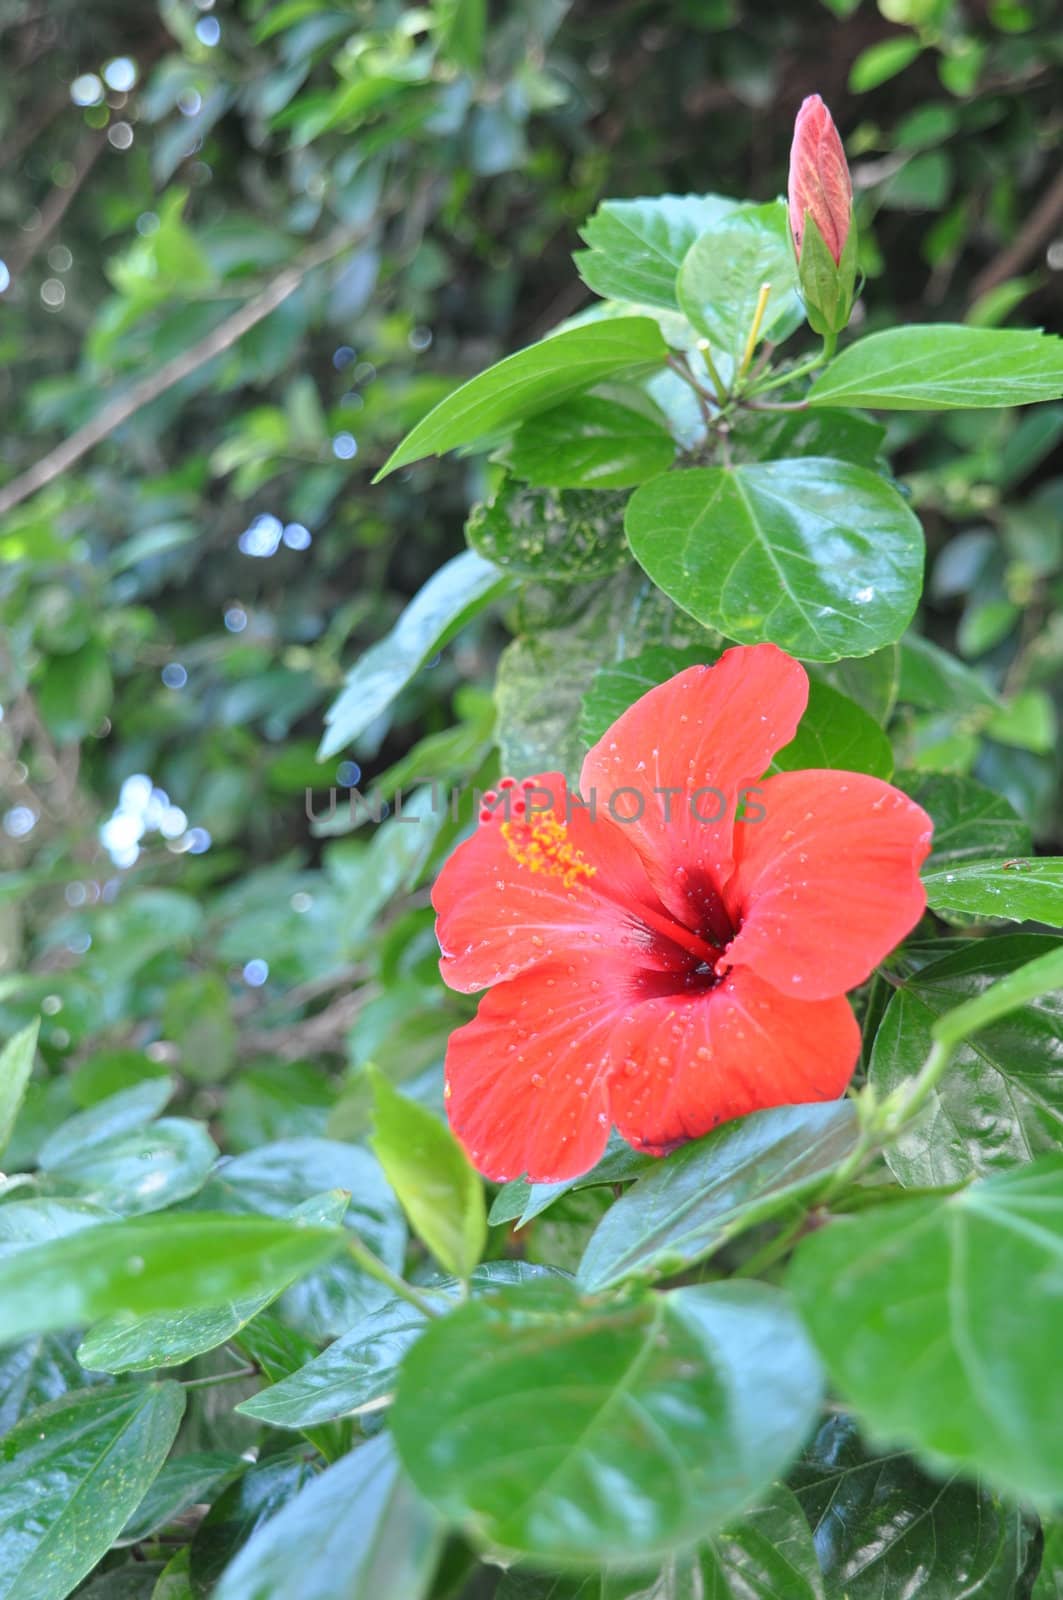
[897,634,999,712]
[44,1117,219,1216]
[490,1136,656,1229]
[770,680,894,778]
[37,1076,174,1169]
[789,1156,1063,1501]
[77,1191,351,1373]
[625,459,924,661]
[392,1276,823,1564]
[195,1137,407,1339]
[792,1415,1037,1600]
[497,1482,824,1598]
[189,1449,319,1594]
[214,1434,441,1600]
[319,551,506,757]
[1034,1523,1063,1599]
[870,936,1063,1185]
[809,645,900,726]
[237,1295,430,1429]
[0,1382,185,1600]
[0,1020,38,1157]
[465,479,630,581]
[495,569,709,778]
[579,1102,858,1291]
[575,194,738,310]
[236,1263,558,1430]
[0,1212,343,1343]
[808,325,1063,410]
[0,1197,115,1253]
[923,856,1063,925]
[152,1548,195,1600]
[578,644,716,746]
[376,319,668,477]
[0,1331,110,1435]
[906,772,1032,876]
[508,397,675,489]
[369,1068,485,1278]
[731,406,886,469]
[118,1453,246,1545]
[677,202,802,361]
[231,1310,350,1463]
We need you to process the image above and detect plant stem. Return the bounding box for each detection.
[181,1366,259,1391]
[738,283,772,378]
[695,340,729,406]
[345,1232,441,1317]
[746,334,833,399]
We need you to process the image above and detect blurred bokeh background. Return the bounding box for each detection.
[1,0,1060,1150]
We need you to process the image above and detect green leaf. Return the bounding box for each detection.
[905,772,1032,902]
[0,1197,115,1253]
[870,935,1063,1185]
[898,633,999,711]
[810,644,900,725]
[37,1077,175,1169]
[189,1449,319,1594]
[318,551,506,757]
[575,194,739,311]
[231,1310,350,1463]
[0,1020,38,1157]
[496,570,710,778]
[369,1069,486,1278]
[0,1212,343,1343]
[195,1137,407,1340]
[214,1434,441,1600]
[789,1155,1063,1502]
[808,325,1063,410]
[792,1415,1037,1600]
[376,319,668,478]
[579,1102,858,1291]
[770,680,894,778]
[237,1295,432,1429]
[236,1263,559,1431]
[152,1548,194,1600]
[578,644,716,746]
[118,1452,246,1545]
[1035,1523,1063,1599]
[43,1117,219,1216]
[36,640,113,742]
[923,857,1063,925]
[0,1382,185,1600]
[625,459,924,662]
[392,1276,823,1564]
[508,397,675,489]
[677,202,803,361]
[848,36,924,91]
[77,1191,351,1373]
[497,1482,825,1598]
[731,406,886,469]
[490,1137,656,1229]
[0,1331,110,1434]
[465,479,631,581]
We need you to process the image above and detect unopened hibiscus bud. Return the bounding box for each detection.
[787,94,857,339]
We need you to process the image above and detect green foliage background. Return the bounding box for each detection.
[1,0,1062,1595]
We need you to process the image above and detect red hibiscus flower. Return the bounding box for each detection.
[432,644,932,1182]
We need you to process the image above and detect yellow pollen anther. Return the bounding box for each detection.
[501,815,596,889]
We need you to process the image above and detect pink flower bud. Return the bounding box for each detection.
[788,94,853,266]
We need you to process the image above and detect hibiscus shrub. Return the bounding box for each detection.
[4,82,1063,1600]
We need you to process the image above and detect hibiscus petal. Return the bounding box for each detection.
[432,770,678,994]
[607,969,859,1155]
[443,958,626,1182]
[579,644,808,927]
[723,769,933,1000]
